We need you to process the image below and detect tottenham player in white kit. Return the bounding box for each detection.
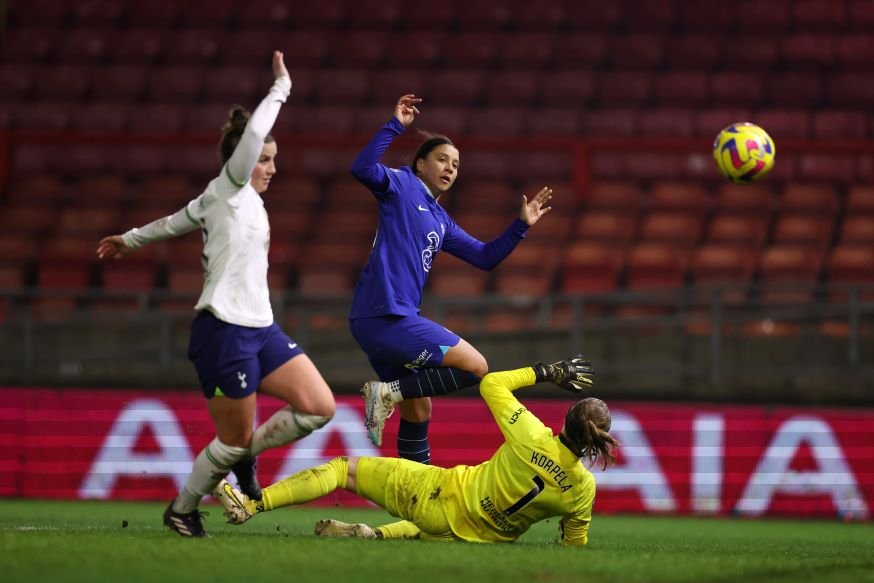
[97,52,336,537]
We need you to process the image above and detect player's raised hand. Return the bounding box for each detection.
[96,235,133,260]
[533,355,594,393]
[520,186,553,226]
[394,94,422,127]
[272,50,289,81]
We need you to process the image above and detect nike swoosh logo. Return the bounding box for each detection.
[417,205,429,212]
[288,343,298,349]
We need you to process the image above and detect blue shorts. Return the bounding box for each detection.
[188,311,305,399]
[349,314,461,382]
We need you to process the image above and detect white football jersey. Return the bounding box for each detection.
[186,167,273,327]
[121,75,291,328]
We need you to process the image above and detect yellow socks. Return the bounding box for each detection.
[374,520,421,540]
[261,456,349,511]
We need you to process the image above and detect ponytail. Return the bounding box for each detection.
[218,105,274,164]
[564,398,620,470]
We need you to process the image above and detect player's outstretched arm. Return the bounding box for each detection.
[96,234,133,260]
[533,355,594,393]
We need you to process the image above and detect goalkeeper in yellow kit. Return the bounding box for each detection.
[213,356,618,545]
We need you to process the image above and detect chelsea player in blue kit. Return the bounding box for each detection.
[349,94,553,461]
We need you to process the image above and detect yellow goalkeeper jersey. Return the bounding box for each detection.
[438,367,596,545]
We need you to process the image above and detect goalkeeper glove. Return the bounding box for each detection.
[533,356,594,393]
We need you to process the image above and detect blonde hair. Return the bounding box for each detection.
[563,397,620,470]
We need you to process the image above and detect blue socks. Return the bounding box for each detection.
[397,419,431,464]
[394,368,481,400]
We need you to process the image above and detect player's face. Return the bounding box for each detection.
[416,144,460,195]
[251,141,278,194]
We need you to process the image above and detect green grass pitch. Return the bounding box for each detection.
[2,499,873,583]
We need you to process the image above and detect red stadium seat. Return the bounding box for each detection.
[261,176,323,211]
[296,266,357,295]
[0,235,39,263]
[540,70,596,107]
[443,32,499,68]
[323,177,374,211]
[574,211,636,246]
[514,2,568,31]
[402,1,455,28]
[493,243,560,299]
[127,104,185,133]
[71,175,128,205]
[35,66,90,101]
[638,109,696,137]
[56,29,109,64]
[664,36,722,69]
[793,0,847,30]
[680,4,736,31]
[147,66,205,103]
[177,0,236,27]
[311,211,377,244]
[652,72,711,106]
[55,208,120,238]
[483,70,539,106]
[126,3,179,26]
[524,108,583,137]
[586,181,644,213]
[837,35,874,69]
[608,34,665,67]
[754,109,811,139]
[0,205,58,237]
[565,1,622,31]
[100,260,158,292]
[0,64,34,100]
[1,27,57,63]
[452,180,516,214]
[625,243,689,290]
[519,180,578,217]
[11,102,69,130]
[597,72,653,106]
[9,0,70,25]
[497,34,554,68]
[690,244,756,301]
[455,0,513,30]
[111,28,163,64]
[796,153,863,183]
[201,67,260,103]
[426,70,485,105]
[779,184,841,215]
[711,72,767,105]
[452,212,513,240]
[91,66,147,101]
[840,216,874,244]
[826,244,874,294]
[291,106,356,136]
[772,214,834,249]
[346,0,406,30]
[624,0,677,31]
[827,73,874,107]
[413,106,470,137]
[649,182,711,215]
[737,0,792,31]
[383,32,445,68]
[234,0,294,28]
[427,253,490,298]
[812,111,870,139]
[292,3,347,26]
[758,245,824,304]
[707,213,769,247]
[582,109,638,137]
[715,183,775,214]
[780,34,836,67]
[328,31,387,67]
[846,186,874,214]
[561,242,624,294]
[315,69,370,106]
[639,212,704,245]
[467,108,525,137]
[551,34,608,67]
[766,72,824,107]
[695,108,754,138]
[161,29,221,65]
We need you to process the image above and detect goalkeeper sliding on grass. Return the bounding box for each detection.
[213,356,618,545]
